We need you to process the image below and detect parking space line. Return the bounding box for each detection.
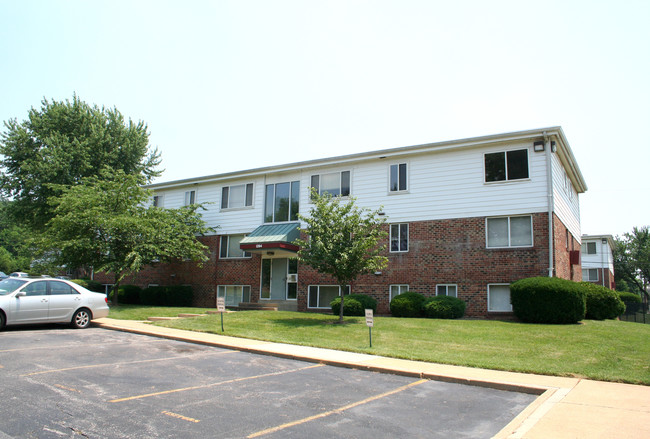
[54,384,81,393]
[0,338,170,354]
[21,351,236,376]
[109,363,325,403]
[162,411,200,423]
[247,378,429,438]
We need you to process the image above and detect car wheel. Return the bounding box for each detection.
[71,308,91,329]
[0,312,5,330]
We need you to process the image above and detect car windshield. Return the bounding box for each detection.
[0,278,28,295]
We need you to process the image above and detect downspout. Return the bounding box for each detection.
[545,132,555,277]
[601,238,606,287]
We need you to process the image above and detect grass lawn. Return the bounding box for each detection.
[107,306,650,385]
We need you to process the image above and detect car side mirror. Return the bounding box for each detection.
[15,291,26,297]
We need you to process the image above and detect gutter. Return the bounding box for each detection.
[545,132,555,277]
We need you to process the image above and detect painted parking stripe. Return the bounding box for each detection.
[0,339,170,354]
[247,378,429,438]
[109,363,325,403]
[21,351,236,376]
[162,411,200,423]
[54,384,81,393]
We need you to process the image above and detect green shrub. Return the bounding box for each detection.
[390,291,426,317]
[140,285,193,306]
[118,284,142,305]
[330,294,377,316]
[423,296,466,319]
[581,283,625,320]
[510,277,586,324]
[618,291,642,304]
[72,279,105,293]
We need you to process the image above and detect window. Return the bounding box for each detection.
[582,268,599,282]
[265,181,299,222]
[582,242,597,255]
[49,281,78,295]
[217,285,251,307]
[488,284,512,312]
[484,149,529,182]
[152,195,163,208]
[23,281,47,296]
[287,259,298,300]
[390,223,409,252]
[184,190,196,206]
[310,171,350,197]
[390,284,409,301]
[389,163,407,192]
[486,216,532,248]
[436,284,457,297]
[220,235,252,258]
[308,285,350,309]
[222,183,253,209]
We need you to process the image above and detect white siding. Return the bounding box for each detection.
[552,153,581,241]
[581,239,614,271]
[150,136,585,240]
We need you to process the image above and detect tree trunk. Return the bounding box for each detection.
[111,274,120,306]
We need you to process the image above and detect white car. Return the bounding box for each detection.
[0,277,109,329]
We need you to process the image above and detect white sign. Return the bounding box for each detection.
[217,297,226,312]
[365,309,374,327]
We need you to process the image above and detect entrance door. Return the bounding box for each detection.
[261,258,290,300]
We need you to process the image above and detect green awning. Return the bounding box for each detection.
[240,223,301,256]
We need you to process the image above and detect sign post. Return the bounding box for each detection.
[217,297,226,332]
[365,309,374,348]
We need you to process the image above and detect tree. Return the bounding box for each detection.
[0,95,161,228]
[39,170,214,305]
[295,190,388,323]
[0,198,32,273]
[614,226,650,300]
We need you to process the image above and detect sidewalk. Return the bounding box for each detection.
[95,318,650,439]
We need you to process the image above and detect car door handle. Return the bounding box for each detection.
[41,298,48,303]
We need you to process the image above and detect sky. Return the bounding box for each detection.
[1,0,648,237]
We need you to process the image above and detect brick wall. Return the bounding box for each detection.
[95,212,580,317]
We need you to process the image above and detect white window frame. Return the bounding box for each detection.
[220,235,252,259]
[484,149,530,183]
[389,284,409,302]
[486,215,533,248]
[184,190,196,206]
[582,268,599,282]
[152,195,164,208]
[310,170,351,198]
[389,163,408,193]
[390,223,409,253]
[217,285,251,307]
[221,183,254,210]
[307,285,350,309]
[436,284,457,297]
[487,283,513,312]
[582,242,597,255]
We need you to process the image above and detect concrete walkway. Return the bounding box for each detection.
[94,318,650,439]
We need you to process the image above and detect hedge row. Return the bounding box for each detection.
[510,277,625,324]
[389,292,466,319]
[330,294,378,316]
[100,284,193,307]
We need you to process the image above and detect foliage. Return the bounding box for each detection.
[140,285,193,307]
[331,294,378,316]
[510,277,586,324]
[0,199,33,272]
[423,296,466,319]
[581,282,625,320]
[71,278,105,293]
[0,95,161,229]
[390,291,426,317]
[617,291,642,304]
[614,227,650,298]
[39,170,213,305]
[116,284,142,305]
[296,189,387,323]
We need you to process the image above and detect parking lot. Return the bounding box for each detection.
[0,325,536,438]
